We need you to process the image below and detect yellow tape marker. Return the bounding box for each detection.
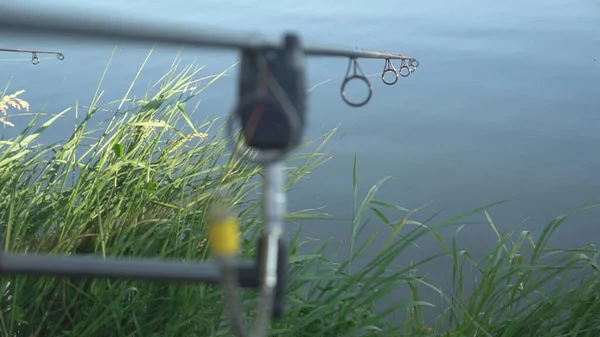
[209,215,241,257]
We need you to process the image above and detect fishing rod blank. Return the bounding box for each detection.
[0,5,415,61]
[0,47,64,65]
[0,4,418,106]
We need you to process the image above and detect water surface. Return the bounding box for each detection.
[1,0,600,302]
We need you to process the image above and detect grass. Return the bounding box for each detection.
[1,53,600,337]
[0,89,29,127]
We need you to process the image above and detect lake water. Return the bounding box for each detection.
[1,0,600,315]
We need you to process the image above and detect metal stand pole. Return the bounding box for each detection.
[253,161,286,336]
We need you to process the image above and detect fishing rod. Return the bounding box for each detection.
[0,5,418,106]
[0,47,64,65]
[0,5,421,337]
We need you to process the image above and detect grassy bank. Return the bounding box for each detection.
[1,58,600,337]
